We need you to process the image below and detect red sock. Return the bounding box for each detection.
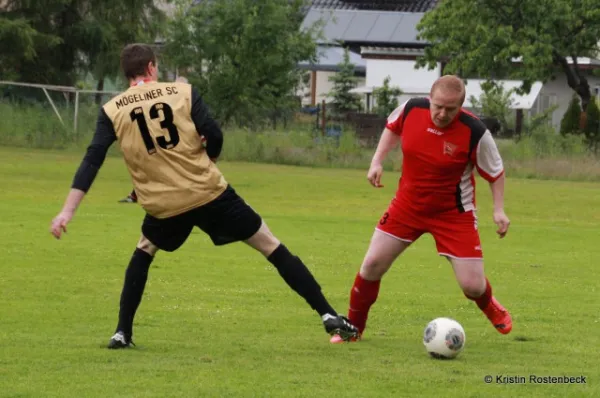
[465,278,492,310]
[348,273,380,334]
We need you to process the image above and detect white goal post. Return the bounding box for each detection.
[0,80,122,135]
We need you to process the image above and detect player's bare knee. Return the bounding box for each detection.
[459,277,486,297]
[137,235,158,256]
[360,256,390,280]
[245,222,281,257]
[451,258,486,296]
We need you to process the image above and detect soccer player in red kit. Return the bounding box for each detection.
[330,75,512,343]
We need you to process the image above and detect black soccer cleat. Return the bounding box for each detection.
[107,331,135,349]
[118,190,137,203]
[118,194,137,203]
[322,314,359,341]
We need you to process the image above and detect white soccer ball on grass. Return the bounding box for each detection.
[423,317,466,359]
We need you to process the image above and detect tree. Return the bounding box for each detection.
[468,81,515,135]
[0,17,60,81]
[560,94,582,136]
[163,0,320,128]
[372,76,402,117]
[0,0,167,90]
[0,0,110,86]
[327,47,362,116]
[80,0,168,103]
[584,99,600,152]
[416,0,600,110]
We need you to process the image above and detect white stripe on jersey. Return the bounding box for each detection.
[458,163,476,212]
[387,100,409,124]
[475,130,504,179]
[456,130,503,211]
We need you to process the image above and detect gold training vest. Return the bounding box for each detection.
[103,81,227,218]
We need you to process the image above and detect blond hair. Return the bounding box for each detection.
[430,75,466,103]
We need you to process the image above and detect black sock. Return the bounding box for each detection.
[115,248,154,339]
[267,244,337,317]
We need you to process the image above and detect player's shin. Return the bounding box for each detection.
[463,277,492,309]
[115,248,154,339]
[464,277,512,334]
[348,273,381,334]
[267,244,336,317]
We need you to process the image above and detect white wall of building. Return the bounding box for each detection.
[366,59,441,94]
[536,73,600,128]
[314,71,337,104]
[299,71,366,108]
[307,56,600,129]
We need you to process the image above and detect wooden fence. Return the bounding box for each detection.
[313,100,386,146]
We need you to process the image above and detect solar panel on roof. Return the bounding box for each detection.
[302,9,426,45]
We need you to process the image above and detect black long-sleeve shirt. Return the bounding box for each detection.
[72,88,223,192]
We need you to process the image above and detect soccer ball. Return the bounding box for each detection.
[423,317,466,359]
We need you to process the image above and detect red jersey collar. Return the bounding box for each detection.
[130,78,155,87]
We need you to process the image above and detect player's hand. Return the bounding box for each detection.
[493,210,510,238]
[50,210,74,239]
[367,163,384,188]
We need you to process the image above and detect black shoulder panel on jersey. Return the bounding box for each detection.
[401,97,430,124]
[459,112,488,157]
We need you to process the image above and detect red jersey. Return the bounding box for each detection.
[385,97,504,215]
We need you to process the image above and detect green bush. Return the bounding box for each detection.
[3,102,600,181]
[372,76,402,118]
[559,94,582,136]
[583,99,600,152]
[504,124,587,160]
[0,102,71,148]
[219,126,398,170]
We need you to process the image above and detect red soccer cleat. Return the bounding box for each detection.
[329,333,361,344]
[482,297,512,334]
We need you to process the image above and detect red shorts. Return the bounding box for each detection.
[376,203,483,259]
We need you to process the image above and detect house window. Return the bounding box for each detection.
[529,93,557,118]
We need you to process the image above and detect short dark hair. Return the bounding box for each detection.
[120,43,157,80]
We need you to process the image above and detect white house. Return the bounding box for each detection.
[353,47,546,116]
[298,1,435,109]
[354,47,600,129]
[301,3,600,130]
[297,45,366,107]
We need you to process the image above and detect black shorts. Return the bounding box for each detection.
[141,185,263,252]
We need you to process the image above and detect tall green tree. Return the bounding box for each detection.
[0,0,167,91]
[372,76,402,117]
[163,0,321,128]
[80,0,168,102]
[416,0,600,110]
[327,47,362,116]
[0,16,60,81]
[1,0,81,85]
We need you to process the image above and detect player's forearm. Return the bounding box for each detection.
[61,188,86,213]
[489,174,505,212]
[70,109,115,192]
[71,156,103,192]
[191,88,223,159]
[203,123,223,159]
[371,128,399,165]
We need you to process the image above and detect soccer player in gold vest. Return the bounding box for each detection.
[50,43,358,348]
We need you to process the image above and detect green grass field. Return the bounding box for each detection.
[0,147,598,397]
